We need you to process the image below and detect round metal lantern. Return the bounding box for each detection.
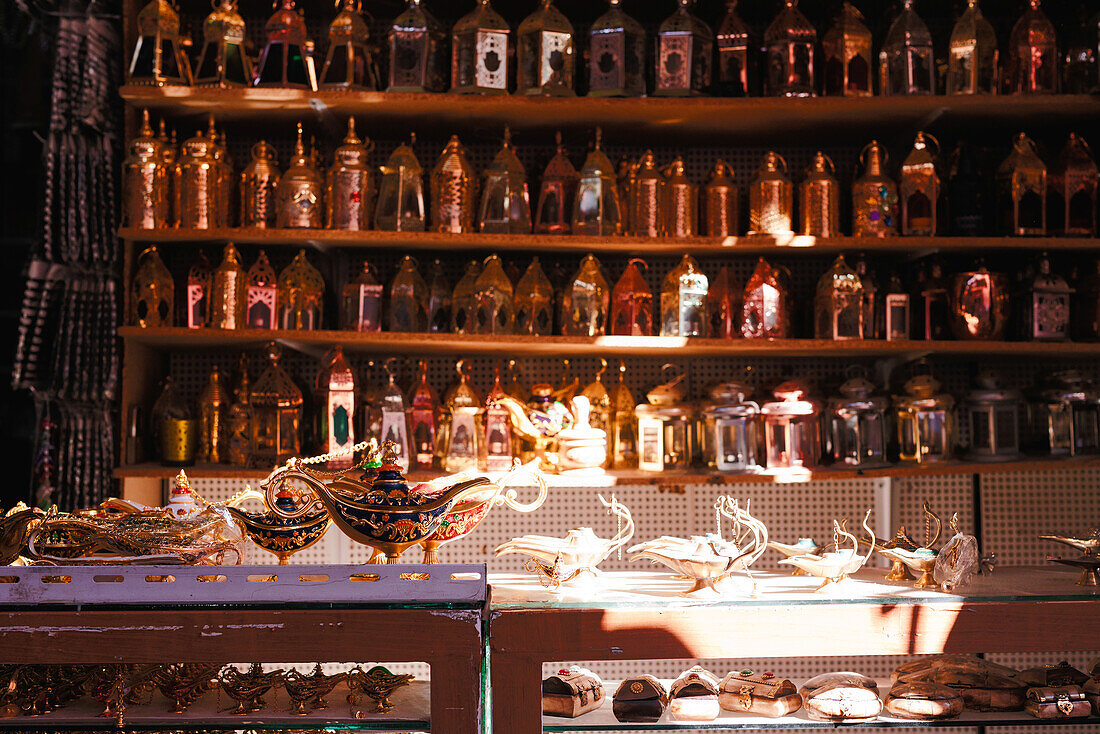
[761,380,821,470]
[700,382,763,473]
[894,373,955,463]
[828,375,889,467]
[964,373,1022,461]
[1027,370,1100,457]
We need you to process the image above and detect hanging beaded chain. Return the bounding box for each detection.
[260,440,375,488]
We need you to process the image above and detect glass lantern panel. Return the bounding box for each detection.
[1048,404,1072,453]
[970,408,991,449]
[1072,404,1100,453]
[664,420,690,467]
[994,405,1018,450]
[917,410,947,459]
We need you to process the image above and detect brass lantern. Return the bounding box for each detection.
[226,355,251,467]
[1019,253,1072,341]
[799,151,840,237]
[764,0,817,97]
[451,0,511,95]
[654,0,713,97]
[716,0,753,97]
[128,0,193,86]
[571,129,623,236]
[389,255,429,332]
[254,0,318,90]
[152,377,195,466]
[965,372,1022,461]
[821,2,872,97]
[899,132,941,236]
[742,257,790,338]
[534,132,578,234]
[194,0,252,87]
[918,259,950,340]
[277,249,325,330]
[316,346,357,470]
[1027,370,1100,456]
[518,0,575,96]
[885,270,911,341]
[208,120,233,228]
[123,110,168,229]
[852,140,899,237]
[249,342,303,468]
[157,121,180,227]
[209,243,246,330]
[376,136,426,232]
[701,382,763,472]
[344,260,383,332]
[636,369,696,472]
[473,254,515,334]
[320,0,380,90]
[407,360,439,470]
[240,141,281,229]
[440,361,482,472]
[703,161,738,237]
[326,117,374,231]
[178,127,219,229]
[997,132,1047,236]
[761,380,822,470]
[451,260,481,333]
[947,0,998,95]
[814,254,864,340]
[516,257,554,334]
[130,247,174,327]
[610,258,653,336]
[949,263,1009,340]
[484,367,514,471]
[708,264,741,339]
[880,0,935,96]
[749,151,793,235]
[609,361,637,468]
[185,250,211,329]
[198,365,230,463]
[1006,0,1059,94]
[630,151,663,237]
[661,157,697,238]
[375,360,411,471]
[829,374,889,467]
[562,254,610,336]
[894,371,955,463]
[245,250,278,329]
[276,123,323,229]
[660,254,708,337]
[431,135,478,234]
[427,259,451,332]
[587,0,646,97]
[479,127,531,233]
[1050,133,1098,236]
[388,0,447,93]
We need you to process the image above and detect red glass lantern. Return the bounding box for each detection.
[1006,0,1059,94]
[253,0,318,90]
[707,265,741,339]
[764,0,816,97]
[949,264,1010,341]
[406,360,439,470]
[343,260,383,332]
[534,132,578,235]
[742,257,790,338]
[610,258,653,336]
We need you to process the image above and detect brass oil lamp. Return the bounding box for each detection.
[440,360,482,472]
[1050,133,1097,236]
[245,250,278,328]
[814,254,864,340]
[451,0,511,95]
[654,0,713,97]
[479,127,531,233]
[799,151,840,237]
[209,243,246,330]
[587,0,645,97]
[250,342,302,467]
[742,257,789,338]
[534,132,578,234]
[326,117,374,231]
[748,151,793,235]
[518,0,575,96]
[198,365,229,463]
[407,360,439,470]
[1027,370,1100,456]
[703,161,738,237]
[1006,0,1059,94]
[764,0,816,97]
[153,377,195,466]
[661,157,697,238]
[1019,253,1072,340]
[561,254,610,336]
[636,368,695,472]
[389,255,429,332]
[484,366,514,471]
[515,257,554,335]
[879,0,935,95]
[829,374,888,467]
[949,262,1009,340]
[375,136,426,232]
[610,258,653,336]
[185,250,211,329]
[997,132,1047,236]
[918,259,950,340]
[388,0,447,93]
[473,254,515,334]
[822,2,871,97]
[852,140,898,237]
[431,135,478,234]
[123,110,168,229]
[320,0,380,90]
[885,270,911,341]
[701,381,763,472]
[277,249,325,330]
[964,372,1022,461]
[128,0,193,86]
[660,254,708,337]
[899,132,941,236]
[630,151,663,237]
[947,0,998,95]
[571,129,622,235]
[451,260,481,333]
[715,0,753,97]
[130,247,174,327]
[178,127,219,229]
[240,141,280,229]
[707,264,740,339]
[254,0,318,90]
[277,123,323,228]
[427,259,451,332]
[226,356,251,466]
[194,0,251,87]
[376,360,411,471]
[343,260,383,332]
[761,380,822,470]
[894,371,955,463]
[610,361,637,468]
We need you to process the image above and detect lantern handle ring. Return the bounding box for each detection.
[859,142,888,168]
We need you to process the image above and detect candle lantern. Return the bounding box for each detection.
[431,135,478,234]
[515,258,553,335]
[885,271,911,341]
[249,342,303,468]
[829,374,889,467]
[157,122,180,227]
[571,129,623,235]
[701,382,763,472]
[130,247,174,328]
[660,254,708,337]
[715,0,753,97]
[375,136,426,232]
[918,260,950,340]
[209,243,246,330]
[1019,253,1072,341]
[997,133,1047,236]
[852,140,898,237]
[321,0,380,90]
[208,122,233,228]
[947,0,998,95]
[518,0,574,95]
[407,360,439,470]
[1028,370,1100,456]
[894,371,955,463]
[389,255,429,332]
[1074,257,1100,340]
[661,157,697,237]
[900,132,941,236]
[561,254,610,336]
[799,151,840,237]
[636,369,695,472]
[240,141,281,229]
[879,0,935,96]
[226,356,251,467]
[277,249,324,330]
[473,254,515,334]
[178,128,219,229]
[153,377,195,466]
[316,346,357,470]
[276,123,323,229]
[198,366,229,463]
[123,110,168,229]
[480,128,531,233]
[742,257,790,338]
[852,254,881,339]
[587,0,646,97]
[822,2,872,97]
[451,0,511,94]
[610,258,653,336]
[441,361,483,472]
[326,118,374,231]
[749,151,793,235]
[254,0,317,89]
[703,161,738,237]
[534,133,577,234]
[343,260,383,332]
[484,367,514,471]
[707,265,741,339]
[630,151,663,237]
[375,361,411,471]
[1006,0,1059,94]
[764,0,816,97]
[451,260,481,334]
[388,0,447,93]
[128,0,193,86]
[1049,133,1098,237]
[609,362,637,468]
[947,142,988,236]
[427,260,451,333]
[814,255,864,340]
[965,372,1022,461]
[761,380,822,470]
[194,0,252,87]
[654,0,713,97]
[245,250,278,329]
[185,250,211,329]
[949,263,1009,340]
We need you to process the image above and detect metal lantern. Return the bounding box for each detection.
[708,265,741,339]
[618,156,639,235]
[451,0,511,95]
[814,255,864,340]
[1006,0,1059,94]
[852,254,881,339]
[321,0,380,90]
[484,368,514,471]
[388,0,447,93]
[123,110,169,229]
[661,157,697,238]
[518,0,574,95]
[609,362,637,468]
[153,377,195,466]
[249,342,303,468]
[965,372,1022,461]
[761,380,822,470]
[1050,133,1098,237]
[480,128,531,233]
[226,356,251,467]
[276,123,324,228]
[919,260,951,340]
[245,250,278,329]
[900,132,941,236]
[764,0,816,97]
[277,249,324,330]
[344,260,384,333]
[821,2,872,97]
[587,0,646,97]
[254,0,318,90]
[660,254,708,337]
[451,260,481,334]
[562,254,610,336]
[130,247,174,327]
[516,257,554,335]
[431,135,478,233]
[636,370,695,472]
[630,151,662,237]
[581,362,612,467]
[315,346,356,470]
[949,263,1009,340]
[198,366,229,464]
[389,255,430,332]
[208,243,246,330]
[128,0,193,86]
[997,133,1047,236]
[852,140,898,237]
[240,140,281,229]
[440,361,482,472]
[534,133,578,234]
[654,0,713,97]
[894,372,955,463]
[1019,253,1072,341]
[376,136,426,232]
[407,360,439,470]
[748,151,793,235]
[701,382,763,472]
[884,271,911,341]
[703,161,738,237]
[571,129,623,236]
[715,0,753,97]
[185,250,211,329]
[427,259,451,333]
[326,118,374,231]
[207,120,233,228]
[947,142,987,236]
[880,0,935,96]
[610,258,653,336]
[1028,370,1100,456]
[799,151,840,237]
[742,257,790,338]
[473,254,515,334]
[375,361,411,471]
[156,121,180,227]
[829,375,889,467]
[178,127,219,229]
[194,0,252,87]
[947,0,998,95]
